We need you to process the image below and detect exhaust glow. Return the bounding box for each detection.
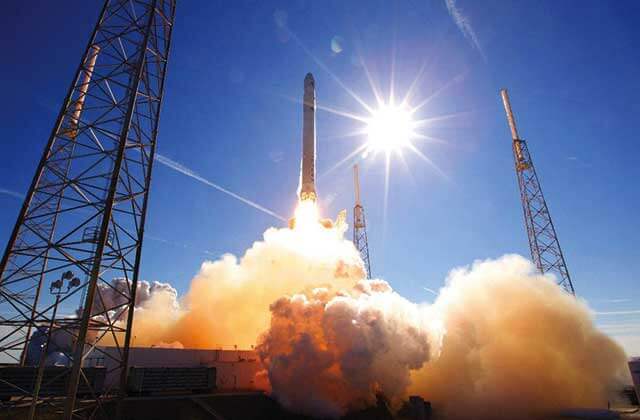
[291,199,346,258]
[293,199,320,231]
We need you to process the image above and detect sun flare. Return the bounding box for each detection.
[285,49,460,224]
[365,104,415,153]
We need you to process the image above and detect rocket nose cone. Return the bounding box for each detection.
[304,73,315,85]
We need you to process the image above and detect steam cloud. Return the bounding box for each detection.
[131,218,365,349]
[128,218,629,419]
[95,278,178,319]
[408,255,630,419]
[257,279,435,417]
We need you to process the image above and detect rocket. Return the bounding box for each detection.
[299,73,317,202]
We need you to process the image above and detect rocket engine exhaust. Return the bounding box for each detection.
[299,72,317,202]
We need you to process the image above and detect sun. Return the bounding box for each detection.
[365,104,415,153]
[310,59,458,224]
[313,61,457,181]
[280,27,460,226]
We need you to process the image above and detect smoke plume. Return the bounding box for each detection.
[128,216,629,419]
[95,278,178,319]
[257,279,435,417]
[408,254,630,419]
[131,215,365,349]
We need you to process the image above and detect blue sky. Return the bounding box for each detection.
[0,1,638,352]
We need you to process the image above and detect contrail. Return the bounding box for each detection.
[593,298,631,304]
[154,153,286,222]
[594,309,640,316]
[445,0,486,61]
[2,159,286,222]
[145,233,219,257]
[423,286,439,296]
[0,188,24,199]
[597,322,640,332]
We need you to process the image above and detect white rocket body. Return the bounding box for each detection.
[299,73,317,202]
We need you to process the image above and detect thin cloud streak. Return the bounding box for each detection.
[0,188,24,199]
[154,153,286,222]
[597,322,640,334]
[599,322,640,329]
[597,298,631,304]
[594,310,640,316]
[445,0,486,61]
[145,233,218,257]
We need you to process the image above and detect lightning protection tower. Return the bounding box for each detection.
[500,89,575,295]
[0,0,176,418]
[353,164,372,278]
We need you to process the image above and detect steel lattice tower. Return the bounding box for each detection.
[353,165,372,278]
[0,1,176,418]
[500,89,575,295]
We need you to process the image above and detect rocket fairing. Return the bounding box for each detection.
[299,72,317,202]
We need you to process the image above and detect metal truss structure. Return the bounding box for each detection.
[353,165,372,279]
[0,0,176,418]
[500,89,576,295]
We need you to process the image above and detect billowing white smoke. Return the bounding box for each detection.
[127,217,629,419]
[93,278,177,320]
[130,216,365,349]
[134,280,179,306]
[257,278,435,417]
[95,278,177,314]
[409,255,630,419]
[27,279,178,365]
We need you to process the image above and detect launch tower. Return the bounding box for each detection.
[500,89,575,295]
[353,165,372,278]
[0,1,176,418]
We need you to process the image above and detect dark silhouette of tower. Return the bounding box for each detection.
[0,1,176,417]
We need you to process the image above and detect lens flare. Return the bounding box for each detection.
[366,104,414,153]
